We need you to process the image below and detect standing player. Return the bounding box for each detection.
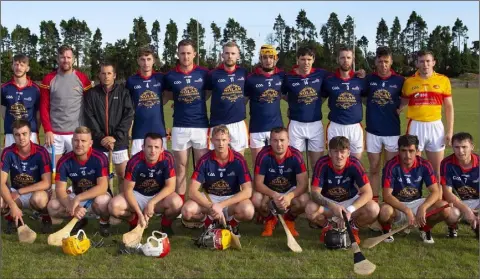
[252,127,309,236]
[1,54,41,146]
[207,41,249,155]
[365,47,405,203]
[126,47,167,156]
[441,132,479,238]
[322,46,367,160]
[40,45,92,163]
[245,45,285,166]
[85,62,134,192]
[399,50,454,186]
[163,39,210,202]
[108,133,182,235]
[282,47,330,170]
[0,120,52,233]
[47,127,112,237]
[305,136,379,244]
[181,125,254,235]
[378,135,450,244]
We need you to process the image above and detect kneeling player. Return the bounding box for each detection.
[109,133,182,235]
[47,127,112,237]
[305,136,379,244]
[182,125,254,235]
[378,135,450,244]
[441,132,479,238]
[0,120,52,233]
[252,127,309,237]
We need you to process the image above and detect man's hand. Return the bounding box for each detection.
[143,201,155,223]
[101,136,116,150]
[9,203,23,227]
[73,206,87,220]
[67,197,80,216]
[45,131,55,147]
[416,206,427,227]
[331,204,350,228]
[354,69,366,78]
[209,203,224,220]
[406,208,417,227]
[282,193,294,209]
[445,132,453,147]
[464,208,477,229]
[10,191,20,201]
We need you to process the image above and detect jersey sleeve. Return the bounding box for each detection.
[39,74,53,132]
[1,150,11,173]
[401,78,409,98]
[96,153,109,178]
[351,159,369,188]
[236,156,252,185]
[124,158,138,182]
[422,160,437,187]
[360,78,368,97]
[244,77,252,98]
[292,150,307,174]
[163,72,172,91]
[281,75,288,96]
[56,159,69,182]
[76,71,92,92]
[254,155,267,175]
[443,77,452,97]
[382,161,395,189]
[164,152,176,179]
[191,158,206,183]
[205,70,213,91]
[312,161,327,188]
[38,147,52,175]
[440,160,452,187]
[320,79,329,98]
[1,86,6,107]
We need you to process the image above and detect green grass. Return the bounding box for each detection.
[1,88,479,278]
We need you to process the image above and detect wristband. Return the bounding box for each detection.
[346,205,356,214]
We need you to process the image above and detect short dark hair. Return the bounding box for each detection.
[100,61,116,73]
[337,45,354,57]
[178,39,196,51]
[329,136,350,150]
[137,46,155,58]
[144,132,163,143]
[398,135,419,150]
[12,120,31,132]
[416,49,435,61]
[13,54,29,65]
[376,46,392,58]
[58,45,74,56]
[270,127,288,139]
[451,132,474,145]
[296,47,315,58]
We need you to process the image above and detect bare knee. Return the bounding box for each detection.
[47,199,64,217]
[251,192,264,209]
[30,191,48,210]
[379,204,394,223]
[305,201,321,220]
[181,201,199,220]
[93,195,111,213]
[108,196,126,217]
[235,201,254,221]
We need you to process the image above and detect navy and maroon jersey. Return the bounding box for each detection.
[164,65,209,128]
[124,150,176,196]
[254,146,306,193]
[126,72,167,138]
[56,148,108,195]
[365,71,404,136]
[382,155,437,202]
[440,153,479,200]
[206,64,248,127]
[245,67,285,133]
[321,69,367,125]
[0,143,51,190]
[192,149,251,196]
[1,78,41,134]
[312,155,369,202]
[282,66,329,123]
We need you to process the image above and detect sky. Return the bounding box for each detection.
[1,1,479,58]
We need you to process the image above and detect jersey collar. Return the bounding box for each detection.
[268,146,293,165]
[414,70,438,79]
[372,69,396,80]
[327,156,351,175]
[136,70,156,80]
[254,67,281,78]
[13,142,37,160]
[290,65,315,78]
[175,64,198,75]
[211,148,234,167]
[396,155,419,173]
[74,148,93,166]
[140,151,165,168]
[9,77,33,91]
[452,153,479,172]
[334,68,355,81]
[218,63,239,74]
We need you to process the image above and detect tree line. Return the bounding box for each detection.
[1,10,478,82]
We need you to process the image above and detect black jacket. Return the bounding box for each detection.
[84,83,134,152]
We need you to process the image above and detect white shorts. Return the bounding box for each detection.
[406,119,445,152]
[50,134,74,155]
[131,138,167,156]
[463,199,480,210]
[172,127,208,151]
[103,149,129,165]
[10,188,34,209]
[202,192,234,219]
[288,120,324,152]
[366,132,399,153]
[209,121,249,152]
[67,186,111,209]
[249,131,271,149]
[326,121,364,154]
[4,133,39,147]
[324,195,359,210]
[394,198,426,226]
[133,190,155,211]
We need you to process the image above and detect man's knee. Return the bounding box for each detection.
[251,192,264,208]
[235,201,255,221]
[379,203,394,222]
[108,196,125,217]
[181,200,199,220]
[305,201,320,220]
[30,191,49,210]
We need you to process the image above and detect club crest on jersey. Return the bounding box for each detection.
[178,86,201,104]
[297,87,318,105]
[13,173,34,187]
[457,186,478,200]
[210,179,230,195]
[10,103,28,120]
[327,187,348,201]
[221,84,243,103]
[335,92,356,109]
[372,89,393,106]
[270,177,290,193]
[138,90,160,108]
[259,88,279,103]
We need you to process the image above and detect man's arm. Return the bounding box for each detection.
[218,181,253,208]
[382,187,413,214]
[55,181,71,209]
[113,88,135,145]
[39,79,53,133]
[74,177,108,202]
[310,187,335,208]
[148,177,176,206]
[163,90,173,105]
[351,183,373,211]
[419,183,440,211]
[254,174,279,198]
[188,179,212,208]
[16,172,51,195]
[123,179,143,217]
[205,90,212,101]
[0,171,15,208]
[83,90,106,143]
[443,96,454,146]
[397,97,409,114]
[290,172,307,198]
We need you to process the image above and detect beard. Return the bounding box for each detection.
[224,60,236,67]
[340,64,351,72]
[262,66,274,72]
